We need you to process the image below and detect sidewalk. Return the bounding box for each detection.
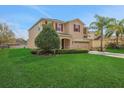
[89,51,124,58]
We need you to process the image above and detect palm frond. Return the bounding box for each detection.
[105,30,114,38]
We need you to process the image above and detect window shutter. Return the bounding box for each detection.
[74,24,75,31]
[61,24,63,32]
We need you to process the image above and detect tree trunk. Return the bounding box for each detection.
[100,29,103,51]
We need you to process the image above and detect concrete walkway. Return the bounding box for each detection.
[89,51,124,58]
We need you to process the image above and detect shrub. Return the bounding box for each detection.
[31,49,54,55]
[106,43,124,49]
[35,24,60,51]
[106,43,120,49]
[31,49,88,55]
[55,49,88,54]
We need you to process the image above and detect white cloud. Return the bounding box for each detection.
[27,5,52,18]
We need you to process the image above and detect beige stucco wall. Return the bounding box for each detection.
[66,20,84,40]
[89,40,107,50]
[63,23,70,33]
[72,42,89,50]
[27,22,41,48]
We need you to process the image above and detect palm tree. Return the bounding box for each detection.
[118,19,124,40]
[90,15,112,51]
[105,19,124,45]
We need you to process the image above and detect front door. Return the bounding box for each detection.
[62,39,64,49]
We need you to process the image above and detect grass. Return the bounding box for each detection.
[106,48,124,53]
[0,48,124,88]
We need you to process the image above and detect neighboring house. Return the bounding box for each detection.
[3,38,27,48]
[27,18,90,50]
[12,38,27,48]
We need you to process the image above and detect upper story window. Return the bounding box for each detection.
[56,23,63,32]
[74,24,80,32]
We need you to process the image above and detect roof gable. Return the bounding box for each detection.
[28,18,64,31]
[65,18,85,25]
[28,18,85,31]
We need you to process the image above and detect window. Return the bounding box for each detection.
[74,24,80,32]
[84,36,87,38]
[56,23,63,32]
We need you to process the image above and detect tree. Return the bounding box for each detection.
[105,19,124,45]
[0,23,15,45]
[35,24,60,52]
[90,15,112,51]
[120,19,124,40]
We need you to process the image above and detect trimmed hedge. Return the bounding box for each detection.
[31,49,88,55]
[55,49,88,54]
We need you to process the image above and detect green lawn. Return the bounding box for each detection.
[0,49,124,88]
[106,48,124,53]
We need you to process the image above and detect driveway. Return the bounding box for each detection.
[89,51,124,58]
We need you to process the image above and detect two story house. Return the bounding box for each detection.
[27,18,90,50]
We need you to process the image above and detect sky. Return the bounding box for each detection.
[0,5,124,40]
